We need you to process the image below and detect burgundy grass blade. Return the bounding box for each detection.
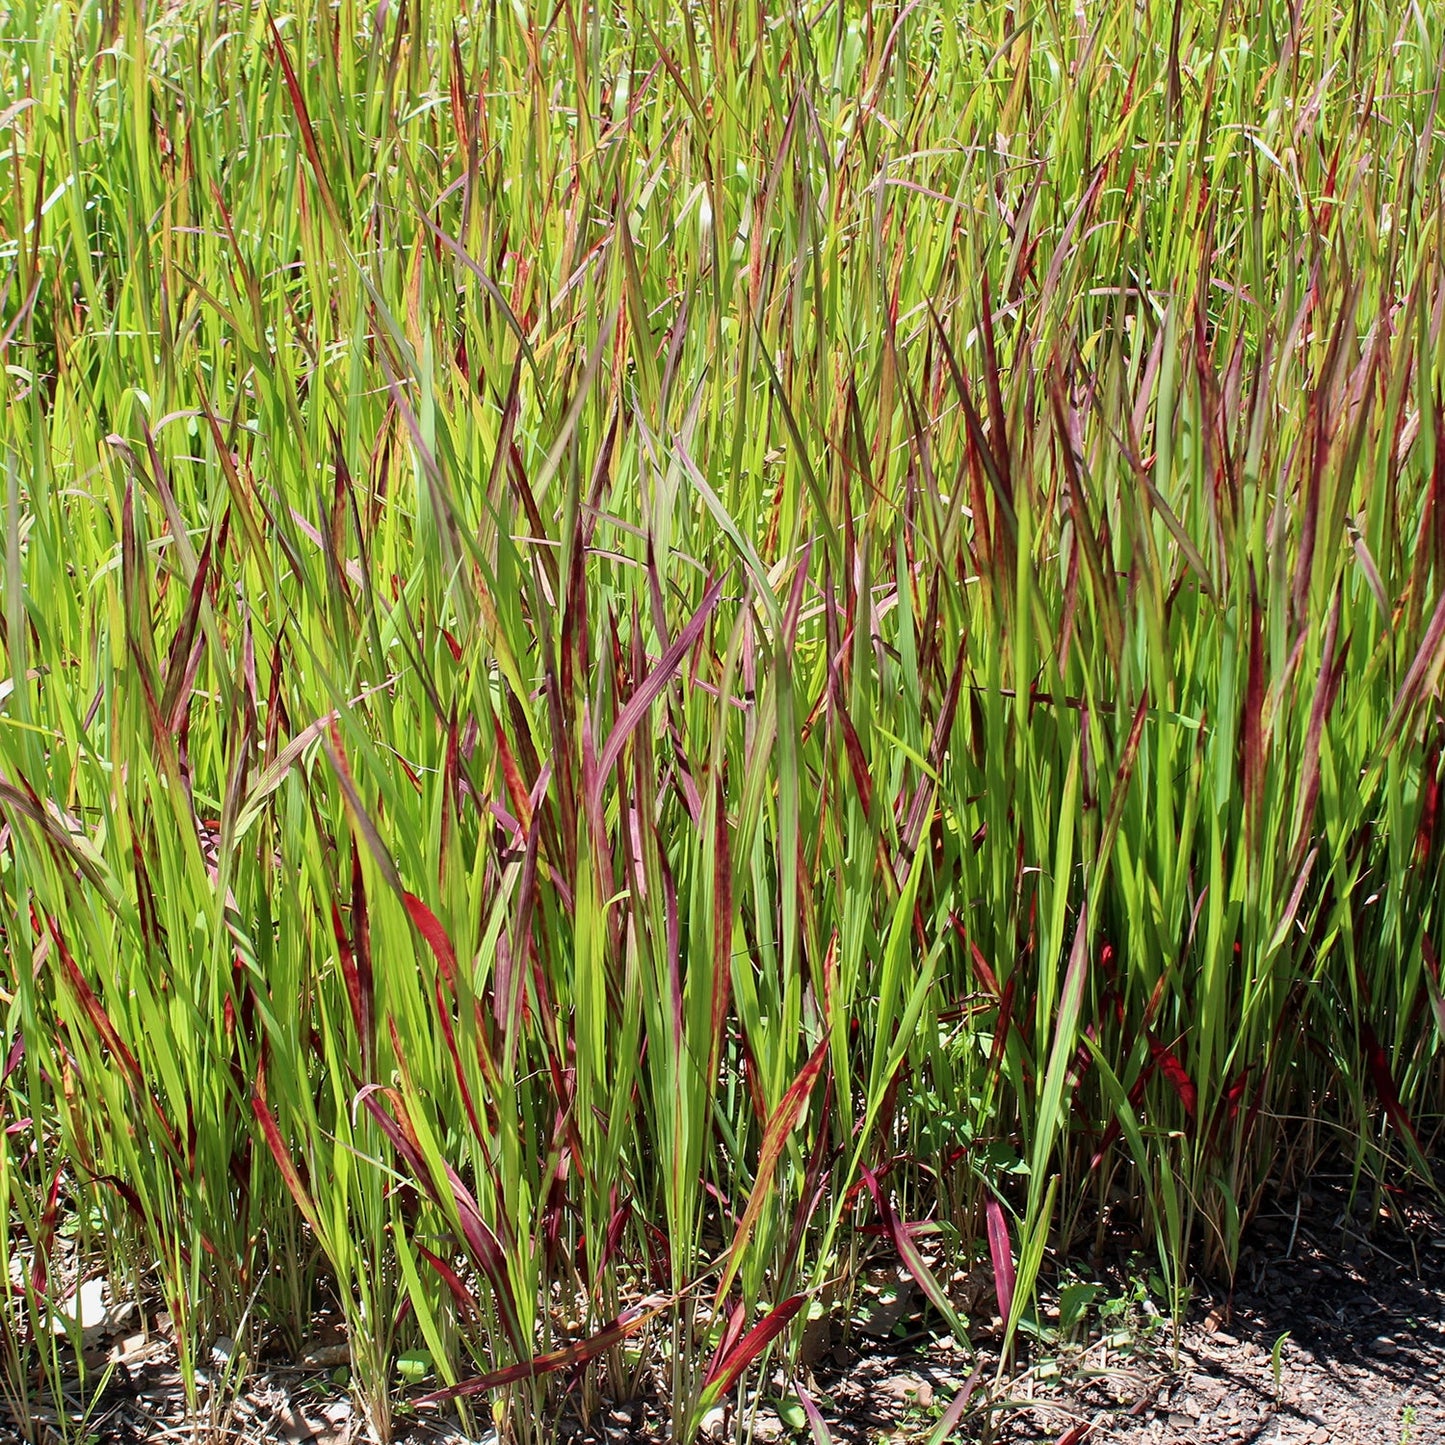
[1384,586,1445,745]
[710,774,734,1080]
[985,1196,1016,1326]
[860,1164,968,1342]
[252,1056,321,1234]
[332,840,374,1075]
[1422,935,1445,1037]
[701,1293,806,1398]
[415,1298,668,1404]
[48,919,143,1094]
[591,572,725,805]
[715,1034,830,1304]
[331,899,367,1065]
[925,1367,982,1445]
[268,16,338,220]
[360,1086,525,1350]
[159,530,214,735]
[414,1242,481,1324]
[492,716,534,833]
[431,972,492,1145]
[404,893,459,993]
[1,1031,21,1086]
[1360,1020,1422,1150]
[358,1085,433,1187]
[704,1299,747,1387]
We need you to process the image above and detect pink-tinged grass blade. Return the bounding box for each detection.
[860,1164,970,1346]
[925,1367,983,1445]
[415,1297,669,1404]
[984,1197,1017,1329]
[591,571,726,805]
[413,1242,480,1326]
[795,1382,834,1444]
[715,1034,830,1306]
[359,1085,524,1352]
[699,1293,806,1406]
[251,1055,321,1238]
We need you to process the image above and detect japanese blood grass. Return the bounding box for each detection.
[1,0,1444,1439]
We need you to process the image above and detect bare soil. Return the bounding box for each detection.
[4,1171,1441,1445]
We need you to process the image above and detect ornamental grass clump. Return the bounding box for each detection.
[0,0,1443,1439]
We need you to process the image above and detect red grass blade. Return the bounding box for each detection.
[415,1298,669,1403]
[404,892,460,993]
[985,1196,1016,1326]
[709,774,734,1080]
[704,1299,748,1386]
[715,1034,830,1305]
[414,1241,480,1325]
[860,1164,969,1343]
[47,919,143,1094]
[252,1054,321,1235]
[267,17,339,223]
[796,1383,834,1445]
[1146,1034,1197,1120]
[331,840,374,1075]
[592,572,725,805]
[1,1031,21,1086]
[924,1366,982,1445]
[701,1293,806,1399]
[360,1085,525,1350]
[1359,1020,1421,1151]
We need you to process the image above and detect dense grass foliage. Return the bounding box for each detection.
[2,0,1444,1437]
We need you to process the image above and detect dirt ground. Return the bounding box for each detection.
[4,1170,1441,1444]
[1097,1178,1445,1445]
[801,1170,1445,1444]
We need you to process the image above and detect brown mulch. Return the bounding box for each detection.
[1097,1176,1445,1445]
[4,1171,1441,1444]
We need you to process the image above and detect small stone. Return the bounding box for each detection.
[882,1374,932,1406]
[110,1333,148,1364]
[1372,1335,1398,1356]
[50,1278,134,1345]
[277,1405,316,1443]
[300,1342,350,1368]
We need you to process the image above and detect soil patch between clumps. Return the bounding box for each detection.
[1095,1175,1445,1445]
